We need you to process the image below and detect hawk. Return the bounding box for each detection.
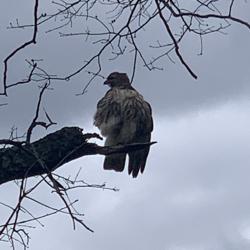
[94,72,153,178]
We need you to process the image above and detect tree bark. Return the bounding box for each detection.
[0,127,155,185]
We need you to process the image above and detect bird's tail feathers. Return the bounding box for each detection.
[104,153,126,172]
[128,147,150,178]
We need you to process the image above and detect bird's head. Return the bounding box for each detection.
[104,72,131,88]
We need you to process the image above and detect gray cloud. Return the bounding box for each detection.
[5,101,243,250]
[1,1,250,134]
[0,1,250,250]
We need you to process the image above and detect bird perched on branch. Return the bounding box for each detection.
[94,72,153,178]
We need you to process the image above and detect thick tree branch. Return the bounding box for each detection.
[0,127,156,185]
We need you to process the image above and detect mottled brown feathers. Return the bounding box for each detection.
[94,72,153,177]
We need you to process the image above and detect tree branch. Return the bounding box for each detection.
[1,0,39,96]
[156,0,198,79]
[0,127,156,185]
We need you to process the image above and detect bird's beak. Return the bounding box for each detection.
[104,80,110,85]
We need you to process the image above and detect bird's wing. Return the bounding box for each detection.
[126,92,153,177]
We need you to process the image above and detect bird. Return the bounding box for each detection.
[94,72,153,178]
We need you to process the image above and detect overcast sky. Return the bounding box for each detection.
[1,1,250,250]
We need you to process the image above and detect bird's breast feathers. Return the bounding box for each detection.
[94,88,152,137]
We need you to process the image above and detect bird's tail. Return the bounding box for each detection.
[128,147,150,178]
[104,153,126,172]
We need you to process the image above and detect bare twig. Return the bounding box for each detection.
[2,0,39,96]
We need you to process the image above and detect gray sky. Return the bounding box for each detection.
[1,1,250,250]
